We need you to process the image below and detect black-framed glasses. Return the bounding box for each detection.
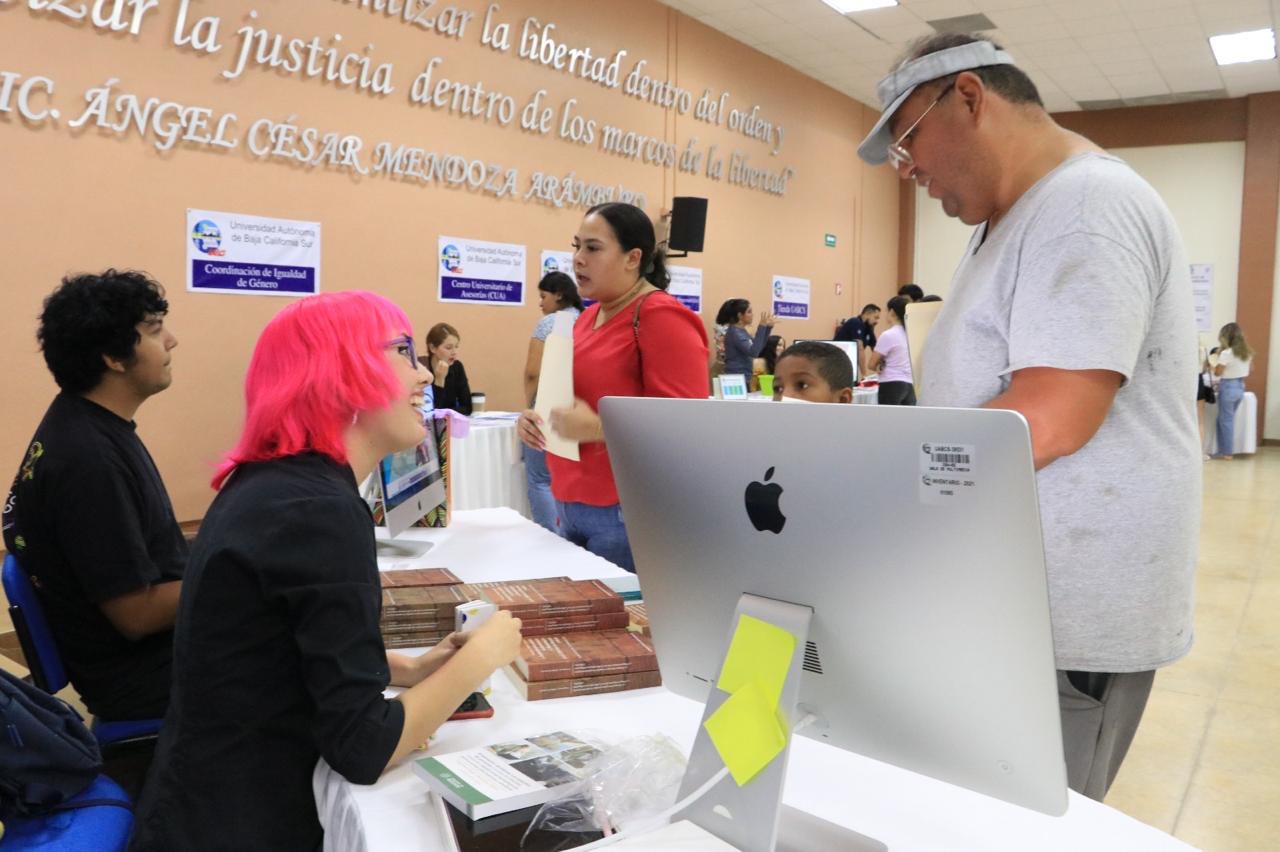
[385,334,417,367]
[886,82,956,174]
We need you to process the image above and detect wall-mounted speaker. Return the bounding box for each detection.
[668,196,708,253]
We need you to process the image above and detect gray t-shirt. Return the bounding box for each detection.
[920,152,1200,673]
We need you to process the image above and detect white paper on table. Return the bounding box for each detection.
[534,310,580,461]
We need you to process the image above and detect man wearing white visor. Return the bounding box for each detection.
[859,34,1200,801]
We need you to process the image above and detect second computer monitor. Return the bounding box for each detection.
[793,339,858,382]
[377,429,445,538]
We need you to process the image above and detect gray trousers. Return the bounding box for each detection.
[1057,669,1156,800]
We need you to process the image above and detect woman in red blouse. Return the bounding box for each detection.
[518,203,708,571]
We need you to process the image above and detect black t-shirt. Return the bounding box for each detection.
[130,452,406,852]
[2,393,186,720]
[835,316,876,350]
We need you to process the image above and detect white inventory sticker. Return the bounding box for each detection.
[919,442,976,504]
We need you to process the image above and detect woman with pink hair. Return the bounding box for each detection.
[131,291,523,852]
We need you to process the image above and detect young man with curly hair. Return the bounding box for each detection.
[3,269,185,721]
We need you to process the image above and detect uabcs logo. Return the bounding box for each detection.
[191,219,226,256]
[542,256,560,275]
[773,279,784,299]
[440,244,463,273]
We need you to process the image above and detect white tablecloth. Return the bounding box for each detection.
[1203,390,1257,455]
[348,510,1192,852]
[448,414,531,517]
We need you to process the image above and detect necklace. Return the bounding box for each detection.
[597,278,650,325]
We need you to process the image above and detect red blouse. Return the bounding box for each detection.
[547,291,709,506]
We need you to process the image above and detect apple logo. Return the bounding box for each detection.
[745,467,786,534]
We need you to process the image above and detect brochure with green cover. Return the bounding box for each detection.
[413,731,603,820]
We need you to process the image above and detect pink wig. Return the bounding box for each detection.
[213,291,412,490]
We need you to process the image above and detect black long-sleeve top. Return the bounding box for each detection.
[422,357,473,415]
[130,453,405,852]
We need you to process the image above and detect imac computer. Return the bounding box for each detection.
[793,339,859,382]
[371,421,446,557]
[600,397,1066,850]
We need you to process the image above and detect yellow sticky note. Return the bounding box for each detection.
[703,680,788,786]
[716,614,796,708]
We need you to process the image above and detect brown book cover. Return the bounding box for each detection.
[461,578,624,619]
[381,584,471,618]
[380,617,451,634]
[379,568,462,588]
[516,629,658,682]
[519,611,631,637]
[506,666,662,701]
[383,630,450,649]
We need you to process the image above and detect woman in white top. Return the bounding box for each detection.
[522,271,583,531]
[868,296,915,405]
[1213,322,1252,460]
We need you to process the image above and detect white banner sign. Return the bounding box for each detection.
[668,266,703,313]
[771,275,810,319]
[187,209,320,297]
[539,250,575,281]
[1190,263,1213,333]
[439,236,526,306]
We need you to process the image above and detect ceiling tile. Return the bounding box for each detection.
[847,5,927,28]
[870,21,941,43]
[1124,4,1201,27]
[1107,72,1171,97]
[679,0,757,12]
[901,0,983,18]
[1095,58,1160,75]
[1062,14,1135,38]
[1048,0,1122,22]
[717,6,789,30]
[1160,68,1226,91]
[1060,79,1121,99]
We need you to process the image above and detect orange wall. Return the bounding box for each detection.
[0,1,898,520]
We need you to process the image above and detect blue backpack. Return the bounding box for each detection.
[0,668,107,818]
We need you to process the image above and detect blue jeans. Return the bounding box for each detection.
[555,500,636,573]
[522,444,561,535]
[1216,378,1245,456]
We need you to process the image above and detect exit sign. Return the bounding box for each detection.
[824,233,836,247]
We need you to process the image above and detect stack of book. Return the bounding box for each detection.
[380,568,469,649]
[506,628,660,701]
[467,577,629,636]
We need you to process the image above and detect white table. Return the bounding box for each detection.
[448,413,531,517]
[349,510,1192,852]
[1203,390,1257,455]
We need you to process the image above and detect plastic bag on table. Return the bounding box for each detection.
[521,733,687,845]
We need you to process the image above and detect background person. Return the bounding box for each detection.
[716,298,776,382]
[835,303,880,377]
[1212,322,1252,460]
[522,271,583,533]
[760,334,786,377]
[3,270,185,727]
[517,203,708,572]
[131,292,522,851]
[858,32,1199,799]
[868,296,916,405]
[772,341,855,404]
[421,322,472,415]
[897,283,925,302]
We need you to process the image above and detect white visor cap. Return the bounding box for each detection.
[857,41,1016,166]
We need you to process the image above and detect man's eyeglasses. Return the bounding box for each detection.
[886,82,955,174]
[385,335,417,367]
